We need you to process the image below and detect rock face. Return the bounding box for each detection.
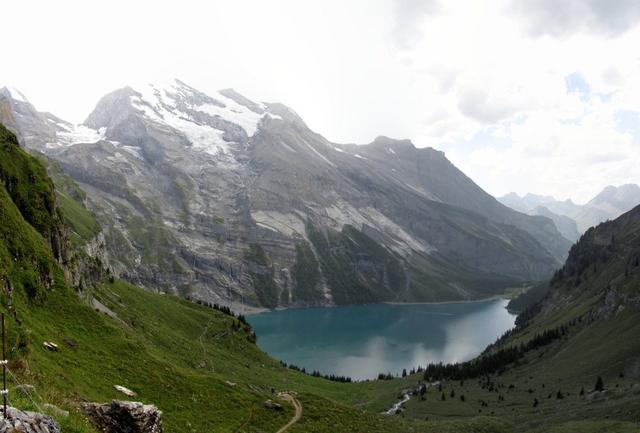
[0,407,61,433]
[82,400,163,433]
[0,81,572,307]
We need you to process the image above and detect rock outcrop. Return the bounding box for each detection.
[82,400,163,433]
[0,407,61,433]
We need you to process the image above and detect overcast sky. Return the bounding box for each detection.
[2,0,640,203]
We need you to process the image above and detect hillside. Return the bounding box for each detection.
[382,204,640,432]
[1,122,519,432]
[0,82,569,308]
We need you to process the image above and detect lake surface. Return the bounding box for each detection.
[247,299,516,381]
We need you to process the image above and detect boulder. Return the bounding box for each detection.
[0,407,61,433]
[82,400,163,433]
[263,400,284,411]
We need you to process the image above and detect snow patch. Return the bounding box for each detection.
[387,147,396,155]
[302,139,336,167]
[354,153,367,160]
[127,80,283,163]
[54,125,106,146]
[5,86,28,102]
[403,183,440,201]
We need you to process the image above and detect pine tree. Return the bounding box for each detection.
[579,386,585,396]
[556,390,564,399]
[441,392,446,401]
[420,384,427,400]
[402,368,407,378]
[533,398,539,407]
[450,389,455,398]
[595,376,604,392]
[460,395,465,402]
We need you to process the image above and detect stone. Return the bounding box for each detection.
[43,342,59,351]
[82,400,163,433]
[263,400,284,411]
[114,385,137,397]
[0,407,60,433]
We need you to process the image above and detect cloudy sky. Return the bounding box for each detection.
[2,0,640,203]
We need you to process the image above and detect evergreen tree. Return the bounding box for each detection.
[595,376,604,392]
[441,392,446,401]
[420,384,427,400]
[579,386,585,396]
[556,390,564,399]
[533,398,539,407]
[450,389,455,398]
[402,368,407,378]
[460,395,465,402]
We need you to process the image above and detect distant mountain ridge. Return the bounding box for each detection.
[1,81,570,307]
[500,185,640,237]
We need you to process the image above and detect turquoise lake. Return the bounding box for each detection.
[247,299,516,381]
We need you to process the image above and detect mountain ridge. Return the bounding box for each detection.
[500,185,640,235]
[1,80,570,307]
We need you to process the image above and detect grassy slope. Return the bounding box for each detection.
[382,207,640,432]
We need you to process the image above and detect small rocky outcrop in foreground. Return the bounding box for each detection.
[82,400,163,433]
[0,407,61,433]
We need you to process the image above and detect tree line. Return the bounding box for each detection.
[423,321,575,382]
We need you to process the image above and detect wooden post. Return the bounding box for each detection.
[2,313,6,419]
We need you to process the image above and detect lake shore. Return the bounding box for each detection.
[243,286,532,316]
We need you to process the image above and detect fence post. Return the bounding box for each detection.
[2,313,6,419]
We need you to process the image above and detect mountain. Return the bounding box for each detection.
[0,81,571,307]
[499,185,640,235]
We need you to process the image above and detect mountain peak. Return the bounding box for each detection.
[0,86,29,103]
[371,136,415,148]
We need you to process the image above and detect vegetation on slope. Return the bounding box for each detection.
[382,205,640,432]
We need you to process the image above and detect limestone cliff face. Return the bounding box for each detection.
[1,81,570,307]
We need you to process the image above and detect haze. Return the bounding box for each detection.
[2,0,639,202]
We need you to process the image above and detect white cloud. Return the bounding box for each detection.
[2,0,639,203]
[391,0,441,49]
[508,0,640,38]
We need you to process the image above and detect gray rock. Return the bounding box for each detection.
[82,400,163,433]
[0,407,61,433]
[263,400,284,411]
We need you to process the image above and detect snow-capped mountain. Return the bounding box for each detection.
[0,80,571,307]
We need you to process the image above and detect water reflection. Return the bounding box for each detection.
[248,299,516,381]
